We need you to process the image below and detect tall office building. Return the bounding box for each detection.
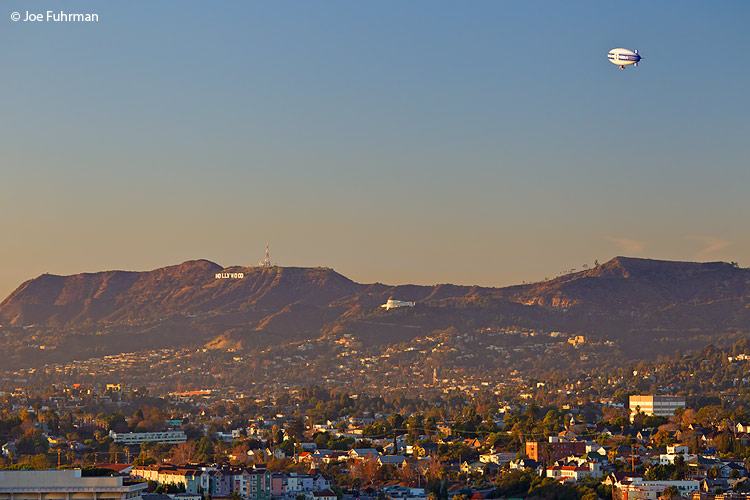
[629,395,686,420]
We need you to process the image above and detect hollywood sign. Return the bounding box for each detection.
[215,272,244,279]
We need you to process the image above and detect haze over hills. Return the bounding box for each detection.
[1,256,749,371]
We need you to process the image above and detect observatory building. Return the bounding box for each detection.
[381,298,415,310]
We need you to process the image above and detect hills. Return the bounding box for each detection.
[1,256,749,371]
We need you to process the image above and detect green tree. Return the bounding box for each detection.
[196,437,216,462]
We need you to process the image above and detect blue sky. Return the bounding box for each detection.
[1,1,748,298]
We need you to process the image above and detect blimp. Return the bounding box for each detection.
[608,48,641,70]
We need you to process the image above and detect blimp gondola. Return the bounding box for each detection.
[607,48,641,70]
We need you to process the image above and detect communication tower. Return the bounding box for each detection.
[259,244,272,267]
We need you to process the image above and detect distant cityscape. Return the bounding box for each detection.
[3,333,750,499]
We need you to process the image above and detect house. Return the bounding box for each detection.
[479,453,516,465]
[463,438,483,449]
[287,473,314,493]
[603,471,642,487]
[312,449,335,461]
[701,478,731,493]
[322,451,349,464]
[270,472,286,497]
[379,456,408,467]
[687,456,724,479]
[312,489,337,500]
[1,442,16,458]
[509,458,539,471]
[419,443,439,456]
[460,461,486,474]
[714,461,746,479]
[661,452,697,465]
[382,485,426,498]
[383,442,407,455]
[585,451,608,464]
[668,445,690,455]
[436,422,454,436]
[349,449,379,460]
[637,429,655,443]
[269,448,286,460]
[309,475,330,492]
[595,424,613,437]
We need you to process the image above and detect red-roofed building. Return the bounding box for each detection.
[546,463,602,482]
[313,489,337,500]
[95,463,133,474]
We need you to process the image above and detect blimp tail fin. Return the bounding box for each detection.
[634,62,638,68]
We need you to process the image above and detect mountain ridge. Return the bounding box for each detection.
[1,256,749,370]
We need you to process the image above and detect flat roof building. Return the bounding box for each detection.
[109,430,187,445]
[629,395,686,420]
[0,469,147,499]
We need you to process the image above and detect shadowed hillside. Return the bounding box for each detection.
[1,256,749,369]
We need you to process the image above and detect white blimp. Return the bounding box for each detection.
[607,48,641,70]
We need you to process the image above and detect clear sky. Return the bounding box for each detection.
[1,1,748,299]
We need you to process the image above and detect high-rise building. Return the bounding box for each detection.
[629,395,686,420]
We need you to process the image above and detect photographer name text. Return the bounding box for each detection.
[11,10,99,23]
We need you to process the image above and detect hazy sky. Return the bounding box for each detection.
[1,1,749,299]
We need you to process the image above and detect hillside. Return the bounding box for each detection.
[1,256,749,370]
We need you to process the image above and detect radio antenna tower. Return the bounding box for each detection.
[259,243,272,267]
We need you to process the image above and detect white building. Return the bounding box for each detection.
[616,479,699,499]
[109,430,187,445]
[479,452,516,465]
[659,445,693,465]
[667,445,689,455]
[546,462,602,482]
[0,469,147,499]
[286,473,314,493]
[659,453,696,465]
[381,299,415,311]
[629,395,685,420]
